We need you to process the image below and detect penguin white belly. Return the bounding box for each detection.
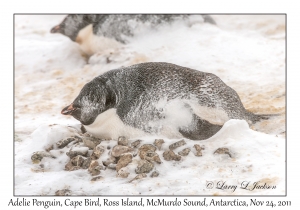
[76,24,122,56]
[83,108,146,140]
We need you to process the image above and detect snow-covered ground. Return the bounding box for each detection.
[14,15,285,195]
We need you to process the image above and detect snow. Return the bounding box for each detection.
[14,15,285,195]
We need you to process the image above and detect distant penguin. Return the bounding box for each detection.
[50,14,217,55]
[61,62,271,140]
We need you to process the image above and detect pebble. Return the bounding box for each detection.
[71,155,85,167]
[116,153,132,172]
[117,167,130,178]
[66,148,88,159]
[91,176,103,181]
[169,139,186,150]
[135,160,154,174]
[118,136,128,146]
[194,144,205,157]
[163,150,181,161]
[82,157,92,169]
[55,189,71,196]
[82,136,102,149]
[138,144,156,159]
[88,160,101,176]
[178,148,191,156]
[129,173,147,183]
[150,171,159,177]
[65,161,81,171]
[154,139,165,150]
[102,156,117,166]
[141,151,162,164]
[56,136,81,149]
[214,147,232,158]
[131,140,142,148]
[111,145,134,157]
[91,145,105,159]
[31,151,55,164]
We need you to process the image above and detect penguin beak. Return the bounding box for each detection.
[61,104,76,115]
[50,25,61,33]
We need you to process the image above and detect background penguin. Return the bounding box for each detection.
[50,14,217,55]
[61,62,274,140]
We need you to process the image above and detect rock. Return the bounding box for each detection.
[31,151,55,164]
[154,139,165,150]
[91,176,103,181]
[138,144,157,159]
[107,163,117,170]
[118,136,128,146]
[163,150,181,161]
[66,148,88,159]
[116,153,132,172]
[102,156,117,166]
[91,145,105,159]
[82,157,92,169]
[178,148,191,156]
[56,136,81,149]
[139,144,156,152]
[194,144,204,157]
[111,145,134,157]
[117,167,130,178]
[131,140,142,148]
[135,160,154,174]
[55,189,71,196]
[214,147,232,158]
[129,173,147,183]
[45,145,54,152]
[82,136,102,149]
[88,160,101,176]
[71,155,85,167]
[65,161,81,171]
[169,139,186,150]
[141,151,162,164]
[150,171,159,177]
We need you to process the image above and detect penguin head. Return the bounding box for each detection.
[51,15,103,42]
[61,79,115,125]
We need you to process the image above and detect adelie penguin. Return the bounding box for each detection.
[50,14,217,55]
[61,62,274,140]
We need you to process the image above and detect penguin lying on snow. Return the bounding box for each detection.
[62,62,272,140]
[51,14,216,55]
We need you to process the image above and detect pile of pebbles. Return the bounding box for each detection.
[31,134,232,182]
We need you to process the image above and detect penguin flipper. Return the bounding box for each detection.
[179,114,222,140]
